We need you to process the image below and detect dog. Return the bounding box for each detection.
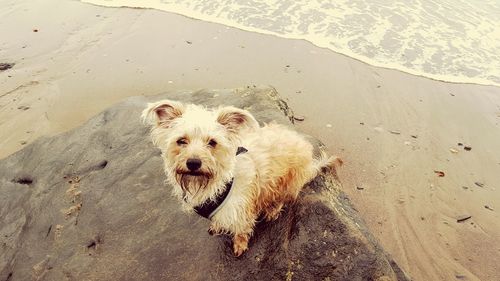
[142,99,340,256]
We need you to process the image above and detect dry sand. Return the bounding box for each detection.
[1,0,499,280]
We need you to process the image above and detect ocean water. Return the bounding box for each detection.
[82,0,500,87]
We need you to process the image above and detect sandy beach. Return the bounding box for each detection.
[1,0,499,280]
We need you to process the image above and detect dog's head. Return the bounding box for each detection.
[142,99,258,198]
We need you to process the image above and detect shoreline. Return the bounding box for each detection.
[81,0,500,88]
[1,1,500,280]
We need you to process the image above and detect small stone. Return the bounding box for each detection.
[293,115,305,121]
[186,41,192,44]
[0,63,14,71]
[411,135,418,139]
[474,182,484,187]
[389,130,401,135]
[33,29,38,32]
[404,141,411,145]
[434,170,445,177]
[20,141,27,145]
[458,142,463,146]
[356,186,364,190]
[449,148,459,153]
[359,122,364,125]
[464,146,472,151]
[484,205,494,211]
[456,215,472,223]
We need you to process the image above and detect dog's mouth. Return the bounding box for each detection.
[175,169,213,196]
[176,170,210,177]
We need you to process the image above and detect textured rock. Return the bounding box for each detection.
[0,87,409,281]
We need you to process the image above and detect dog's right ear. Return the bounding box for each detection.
[141,100,185,127]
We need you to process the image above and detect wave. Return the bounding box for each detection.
[82,0,500,87]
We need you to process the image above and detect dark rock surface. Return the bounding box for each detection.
[0,87,409,281]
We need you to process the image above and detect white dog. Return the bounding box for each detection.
[142,100,340,256]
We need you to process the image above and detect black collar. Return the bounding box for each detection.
[193,146,248,219]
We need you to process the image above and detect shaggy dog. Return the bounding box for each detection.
[142,100,339,256]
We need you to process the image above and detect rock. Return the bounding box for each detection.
[449,148,459,153]
[293,115,305,121]
[464,146,472,151]
[0,63,14,71]
[0,87,409,281]
[434,170,445,177]
[474,182,484,187]
[389,130,401,135]
[457,215,472,223]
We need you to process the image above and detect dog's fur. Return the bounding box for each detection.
[142,100,340,256]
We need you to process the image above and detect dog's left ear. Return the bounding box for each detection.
[216,106,259,134]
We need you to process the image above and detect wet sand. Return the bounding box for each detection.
[1,1,499,280]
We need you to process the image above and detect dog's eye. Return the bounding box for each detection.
[208,139,217,147]
[176,138,188,145]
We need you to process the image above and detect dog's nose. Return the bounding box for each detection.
[186,158,202,171]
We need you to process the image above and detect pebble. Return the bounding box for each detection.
[449,148,459,153]
[484,205,494,211]
[293,115,305,121]
[434,170,445,177]
[389,130,401,135]
[474,182,484,187]
[0,63,14,71]
[464,146,472,151]
[456,215,472,223]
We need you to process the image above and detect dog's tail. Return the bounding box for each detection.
[312,150,343,174]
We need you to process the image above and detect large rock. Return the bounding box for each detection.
[0,87,409,281]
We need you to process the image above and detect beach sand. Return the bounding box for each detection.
[1,1,499,280]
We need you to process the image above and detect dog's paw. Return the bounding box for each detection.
[233,243,248,257]
[263,203,284,221]
[233,234,249,257]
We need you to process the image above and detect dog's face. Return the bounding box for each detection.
[142,100,258,199]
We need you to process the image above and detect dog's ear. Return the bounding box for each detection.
[141,100,185,127]
[216,106,259,134]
